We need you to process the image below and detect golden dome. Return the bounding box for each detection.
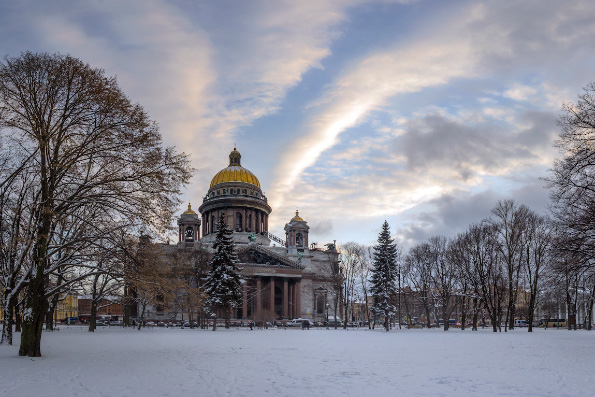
[209,148,261,188]
[183,203,197,215]
[291,210,303,222]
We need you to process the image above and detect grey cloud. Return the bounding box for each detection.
[391,111,557,180]
[471,0,595,87]
[516,111,558,150]
[397,189,502,247]
[396,182,551,248]
[509,180,552,214]
[309,219,333,237]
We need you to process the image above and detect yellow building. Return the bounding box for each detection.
[54,294,79,322]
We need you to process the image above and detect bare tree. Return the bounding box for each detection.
[356,247,373,328]
[405,242,435,328]
[548,83,595,270]
[523,213,552,332]
[126,236,180,330]
[463,222,506,332]
[339,242,365,329]
[491,200,531,331]
[427,236,457,331]
[0,52,192,356]
[0,162,36,344]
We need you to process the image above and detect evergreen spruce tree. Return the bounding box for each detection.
[370,220,399,331]
[203,214,243,330]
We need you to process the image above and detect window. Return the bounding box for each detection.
[242,189,247,195]
[223,188,227,194]
[250,190,254,196]
[236,212,243,232]
[217,190,220,196]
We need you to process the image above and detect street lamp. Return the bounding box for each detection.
[326,302,329,330]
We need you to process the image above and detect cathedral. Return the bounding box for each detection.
[149,148,339,323]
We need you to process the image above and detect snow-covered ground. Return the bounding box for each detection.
[1,326,593,397]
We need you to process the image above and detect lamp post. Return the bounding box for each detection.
[326,303,329,330]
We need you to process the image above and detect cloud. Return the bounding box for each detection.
[266,0,594,240]
[503,84,538,101]
[268,5,483,212]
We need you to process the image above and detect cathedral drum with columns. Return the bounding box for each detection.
[169,148,339,323]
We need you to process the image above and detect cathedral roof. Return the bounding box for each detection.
[209,148,261,189]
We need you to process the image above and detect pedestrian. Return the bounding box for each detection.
[249,321,253,330]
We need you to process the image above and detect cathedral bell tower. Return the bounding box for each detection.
[178,203,201,243]
[284,210,309,255]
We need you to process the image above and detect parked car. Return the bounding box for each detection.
[157,321,165,327]
[109,320,122,326]
[286,318,312,327]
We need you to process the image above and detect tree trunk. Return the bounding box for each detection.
[333,302,338,330]
[123,298,130,328]
[15,304,22,333]
[443,306,448,331]
[19,275,47,357]
[46,295,57,331]
[460,296,467,331]
[137,303,146,331]
[527,291,536,333]
[1,297,14,345]
[343,289,348,330]
[212,315,217,331]
[384,313,389,332]
[89,300,98,332]
[424,305,432,328]
[403,293,412,329]
[586,299,593,331]
[471,296,478,331]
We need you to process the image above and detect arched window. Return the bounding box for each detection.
[296,232,303,247]
[211,215,216,233]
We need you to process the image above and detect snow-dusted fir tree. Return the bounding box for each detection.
[203,214,242,330]
[370,220,399,331]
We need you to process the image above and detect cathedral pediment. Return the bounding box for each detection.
[237,245,304,270]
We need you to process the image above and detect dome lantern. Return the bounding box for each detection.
[229,147,241,166]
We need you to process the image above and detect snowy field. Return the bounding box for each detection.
[1,326,593,397]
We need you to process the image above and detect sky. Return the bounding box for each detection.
[1,0,594,248]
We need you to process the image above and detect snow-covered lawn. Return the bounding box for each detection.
[1,326,593,397]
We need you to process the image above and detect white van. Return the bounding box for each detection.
[514,320,528,328]
[286,318,312,328]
